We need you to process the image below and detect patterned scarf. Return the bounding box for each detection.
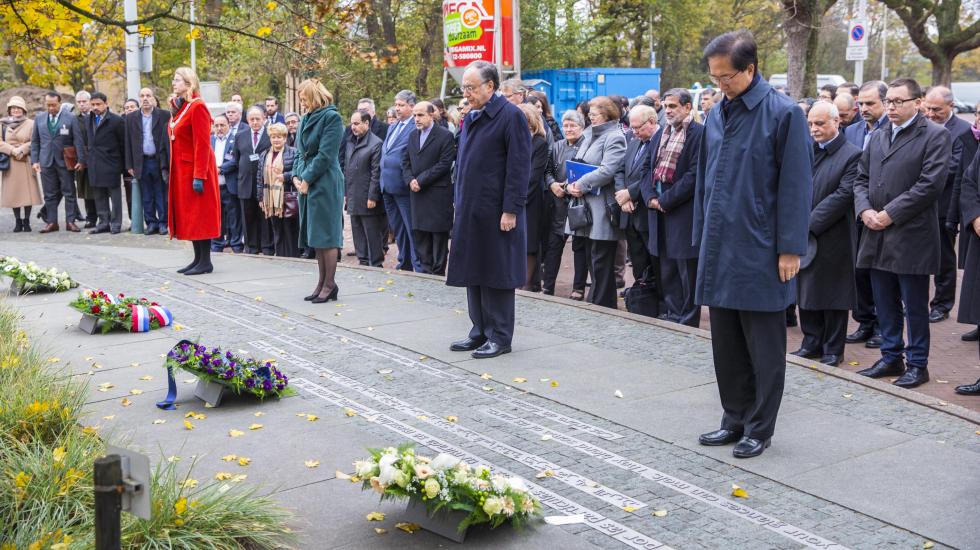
[652,115,692,184]
[262,148,285,218]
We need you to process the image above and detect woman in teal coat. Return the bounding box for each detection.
[292,78,345,303]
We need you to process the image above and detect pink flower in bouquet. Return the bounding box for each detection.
[414,464,433,480]
[370,477,385,494]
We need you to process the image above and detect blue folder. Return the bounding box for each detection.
[565,160,601,196]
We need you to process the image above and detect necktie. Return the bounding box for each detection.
[253,131,259,148]
[633,141,646,166]
[388,122,403,147]
[95,115,101,127]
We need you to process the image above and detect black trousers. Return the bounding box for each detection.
[270,216,299,257]
[588,239,618,308]
[40,165,78,224]
[931,224,956,313]
[708,307,786,440]
[541,233,592,294]
[661,257,700,327]
[240,197,274,254]
[213,186,244,251]
[466,286,515,347]
[413,229,449,275]
[624,225,653,283]
[852,224,877,327]
[92,185,122,231]
[799,308,848,356]
[350,214,387,267]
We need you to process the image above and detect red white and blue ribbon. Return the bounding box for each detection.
[149,305,173,327]
[156,339,194,410]
[103,292,119,304]
[131,305,150,332]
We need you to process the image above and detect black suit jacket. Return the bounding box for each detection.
[615,134,656,233]
[939,115,973,219]
[85,111,126,188]
[640,121,704,259]
[232,126,271,200]
[401,124,455,232]
[124,107,171,177]
[370,117,389,141]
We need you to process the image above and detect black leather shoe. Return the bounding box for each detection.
[145,226,159,235]
[893,366,929,388]
[790,348,821,359]
[450,337,486,352]
[471,341,511,359]
[698,429,742,446]
[954,378,980,395]
[819,354,842,366]
[184,263,213,276]
[864,333,883,348]
[732,437,771,458]
[845,325,874,343]
[89,227,109,234]
[962,328,979,342]
[83,221,96,229]
[856,358,905,378]
[311,286,339,303]
[785,313,798,328]
[928,309,949,323]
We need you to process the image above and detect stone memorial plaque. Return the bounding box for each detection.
[78,313,100,334]
[402,497,469,543]
[194,378,225,407]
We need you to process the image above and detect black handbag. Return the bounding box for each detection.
[0,126,9,171]
[566,196,592,231]
[624,281,660,318]
[283,191,299,218]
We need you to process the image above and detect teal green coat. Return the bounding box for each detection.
[294,105,345,249]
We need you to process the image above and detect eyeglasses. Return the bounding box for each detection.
[884,97,916,107]
[629,120,652,131]
[708,70,743,85]
[461,81,488,93]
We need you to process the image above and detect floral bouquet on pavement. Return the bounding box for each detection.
[164,341,291,400]
[69,290,173,334]
[1,256,79,294]
[355,444,540,533]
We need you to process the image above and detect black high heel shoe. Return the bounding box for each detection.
[311,285,339,304]
[304,286,323,301]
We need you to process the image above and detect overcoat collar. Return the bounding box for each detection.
[882,113,925,160]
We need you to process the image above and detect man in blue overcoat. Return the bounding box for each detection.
[446,61,531,359]
[693,31,813,458]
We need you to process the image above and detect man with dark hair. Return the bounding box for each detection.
[922,86,972,323]
[357,98,389,140]
[844,79,890,348]
[85,92,126,234]
[345,110,386,266]
[694,30,812,458]
[837,82,859,97]
[403,101,456,275]
[74,90,97,228]
[264,96,284,126]
[448,60,530,359]
[643,88,704,327]
[818,84,837,101]
[125,87,171,235]
[31,91,85,233]
[853,77,950,389]
[381,90,421,272]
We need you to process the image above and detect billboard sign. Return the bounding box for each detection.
[443,0,515,81]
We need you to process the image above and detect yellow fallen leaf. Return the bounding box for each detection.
[513,377,527,383]
[653,509,668,517]
[541,434,553,441]
[480,373,493,380]
[254,296,263,301]
[366,511,385,521]
[204,402,214,408]
[378,368,394,374]
[482,386,494,392]
[385,279,394,285]
[446,415,458,423]
[376,287,386,292]
[306,414,319,421]
[938,401,948,406]
[417,415,428,421]
[550,380,559,388]
[215,472,233,481]
[923,542,935,549]
[221,454,237,462]
[623,506,637,513]
[139,375,153,381]
[843,393,853,399]
[167,455,180,463]
[85,356,95,361]
[184,420,195,430]
[335,470,352,480]
[173,324,185,331]
[238,457,251,466]
[129,389,143,395]
[130,362,140,367]
[395,522,420,533]
[229,429,244,437]
[847,361,859,366]
[92,363,102,369]
[975,430,980,435]
[535,470,554,479]
[48,357,60,363]
[52,447,67,463]
[254,411,265,417]
[102,415,115,420]
[731,484,749,499]
[249,423,263,430]
[296,413,310,417]
[344,409,357,418]
[935,379,949,384]
[374,527,387,534]
[419,355,428,361]
[97,382,115,392]
[340,337,349,343]
[152,419,166,425]
[230,474,247,483]
[585,480,599,488]
[82,426,98,435]
[179,478,198,488]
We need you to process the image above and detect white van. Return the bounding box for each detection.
[767,74,847,93]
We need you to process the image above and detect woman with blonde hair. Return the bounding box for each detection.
[257,122,299,257]
[168,66,221,275]
[292,78,345,303]
[0,96,41,232]
[517,103,550,291]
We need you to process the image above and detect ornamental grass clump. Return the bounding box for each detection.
[0,303,296,548]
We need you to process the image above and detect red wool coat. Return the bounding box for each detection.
[167,94,220,240]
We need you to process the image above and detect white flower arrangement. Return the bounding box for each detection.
[0,256,79,293]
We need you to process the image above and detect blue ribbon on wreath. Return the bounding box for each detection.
[156,339,196,410]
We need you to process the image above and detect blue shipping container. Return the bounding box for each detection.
[522,68,661,119]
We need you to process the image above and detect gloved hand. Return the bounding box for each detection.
[193,178,204,194]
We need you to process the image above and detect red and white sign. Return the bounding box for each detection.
[443,0,515,78]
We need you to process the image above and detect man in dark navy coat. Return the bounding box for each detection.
[447,61,531,359]
[402,101,455,276]
[85,92,127,234]
[922,86,973,322]
[853,78,951,389]
[693,31,812,458]
[641,89,704,327]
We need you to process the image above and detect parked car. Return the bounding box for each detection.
[952,82,979,113]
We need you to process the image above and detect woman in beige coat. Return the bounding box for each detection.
[0,96,41,232]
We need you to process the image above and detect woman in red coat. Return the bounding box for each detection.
[168,67,221,275]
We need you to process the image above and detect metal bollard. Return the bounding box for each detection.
[94,455,123,550]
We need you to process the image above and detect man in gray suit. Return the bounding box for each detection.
[344,110,385,266]
[31,91,85,233]
[854,77,951,389]
[615,104,658,285]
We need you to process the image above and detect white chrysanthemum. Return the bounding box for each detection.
[506,477,528,493]
[354,460,377,477]
[377,465,399,486]
[378,453,398,470]
[430,453,461,471]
